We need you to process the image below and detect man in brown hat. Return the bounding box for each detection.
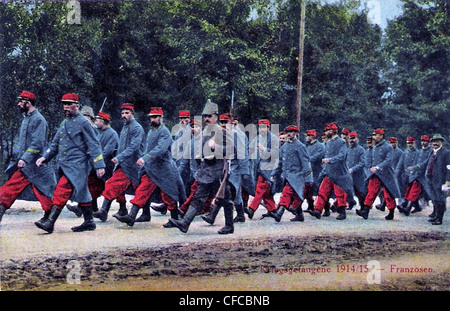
[0,91,57,225]
[170,100,235,234]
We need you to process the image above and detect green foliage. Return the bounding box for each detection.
[0,0,448,178]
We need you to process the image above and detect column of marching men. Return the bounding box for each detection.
[0,90,449,235]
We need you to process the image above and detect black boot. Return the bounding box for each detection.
[410,200,422,214]
[169,205,198,233]
[114,201,128,218]
[306,208,321,219]
[35,209,51,226]
[290,206,304,222]
[398,201,413,216]
[431,203,445,225]
[218,203,234,234]
[71,205,96,232]
[244,207,255,219]
[114,204,140,227]
[356,205,370,220]
[233,204,245,223]
[163,208,180,228]
[93,199,112,222]
[91,199,99,213]
[135,200,151,223]
[66,203,82,217]
[0,204,7,224]
[323,202,331,216]
[306,199,314,213]
[376,200,386,212]
[336,206,346,220]
[270,206,285,223]
[202,203,221,225]
[150,202,167,215]
[35,205,63,233]
[385,208,395,220]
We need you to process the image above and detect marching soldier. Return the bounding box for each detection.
[376,137,403,211]
[410,135,433,213]
[357,128,401,220]
[346,132,366,209]
[341,128,351,146]
[309,123,354,221]
[35,93,105,233]
[271,125,312,222]
[93,103,145,222]
[114,107,186,227]
[397,135,432,215]
[395,136,418,213]
[170,100,235,234]
[245,119,279,220]
[0,91,57,225]
[305,129,326,212]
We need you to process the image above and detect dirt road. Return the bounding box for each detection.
[1,197,449,291]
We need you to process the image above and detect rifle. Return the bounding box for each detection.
[99,97,107,112]
[214,91,234,200]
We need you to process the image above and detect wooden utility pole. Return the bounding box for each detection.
[296,0,306,128]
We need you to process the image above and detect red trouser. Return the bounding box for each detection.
[180,180,213,213]
[404,180,422,202]
[315,176,347,212]
[279,182,303,210]
[248,175,276,212]
[88,172,104,201]
[303,182,314,202]
[130,174,177,210]
[364,175,396,210]
[0,170,53,211]
[102,168,136,203]
[52,174,91,208]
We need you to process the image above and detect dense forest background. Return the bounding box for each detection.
[0,0,448,182]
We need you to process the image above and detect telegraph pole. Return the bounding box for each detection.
[296,0,306,128]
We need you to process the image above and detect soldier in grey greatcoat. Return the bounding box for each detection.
[35,93,105,233]
[271,125,312,222]
[346,132,367,208]
[310,123,354,221]
[93,104,145,222]
[395,136,418,212]
[115,107,186,227]
[0,91,56,225]
[305,130,325,212]
[357,128,401,220]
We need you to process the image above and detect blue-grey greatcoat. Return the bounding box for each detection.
[364,147,373,178]
[319,136,354,199]
[141,124,186,204]
[249,131,279,195]
[271,139,312,200]
[346,143,367,196]
[306,140,325,195]
[368,139,401,198]
[6,109,57,199]
[115,118,145,185]
[43,112,105,203]
[172,126,192,195]
[96,126,119,180]
[229,129,253,204]
[410,147,433,197]
[395,148,418,195]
